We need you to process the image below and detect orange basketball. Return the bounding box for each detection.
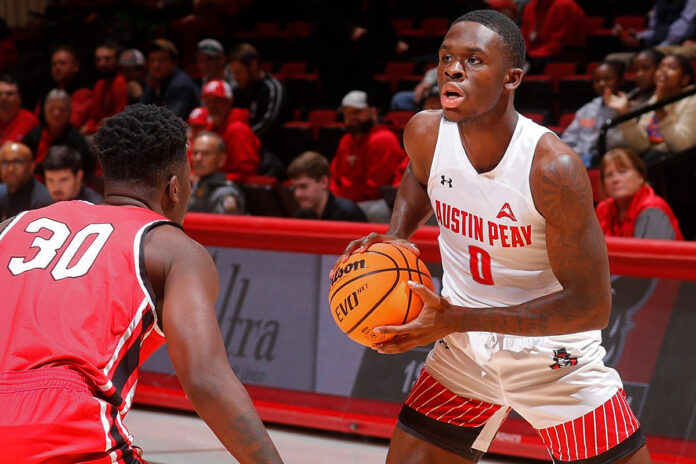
[328,242,434,347]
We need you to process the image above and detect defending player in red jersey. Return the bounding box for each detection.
[334,10,651,464]
[0,104,283,464]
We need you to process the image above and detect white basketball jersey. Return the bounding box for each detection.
[427,114,603,363]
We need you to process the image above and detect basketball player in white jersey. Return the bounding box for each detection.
[333,10,651,464]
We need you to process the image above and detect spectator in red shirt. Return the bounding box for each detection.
[520,0,586,72]
[201,79,260,177]
[42,46,93,129]
[595,147,682,239]
[81,41,128,134]
[331,90,407,201]
[0,75,38,144]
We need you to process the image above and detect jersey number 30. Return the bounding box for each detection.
[8,218,114,280]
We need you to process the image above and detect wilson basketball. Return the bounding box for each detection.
[329,242,434,347]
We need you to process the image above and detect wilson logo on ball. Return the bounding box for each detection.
[328,243,434,347]
[331,259,366,284]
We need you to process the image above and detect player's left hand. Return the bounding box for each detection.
[371,281,456,354]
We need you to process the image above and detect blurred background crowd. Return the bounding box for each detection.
[0,0,694,240]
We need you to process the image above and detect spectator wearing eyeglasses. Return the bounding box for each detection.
[0,142,52,220]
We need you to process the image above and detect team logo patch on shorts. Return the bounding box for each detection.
[549,348,578,369]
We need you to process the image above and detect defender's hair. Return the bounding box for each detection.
[93,104,187,186]
[451,10,526,69]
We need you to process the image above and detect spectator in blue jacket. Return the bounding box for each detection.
[141,39,200,119]
[561,60,625,167]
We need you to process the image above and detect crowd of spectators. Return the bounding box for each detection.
[0,0,694,239]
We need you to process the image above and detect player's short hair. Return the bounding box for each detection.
[637,48,665,67]
[145,38,179,61]
[93,104,187,187]
[228,43,260,67]
[43,145,83,174]
[451,9,526,69]
[193,130,226,154]
[287,151,329,181]
[599,59,626,79]
[599,147,647,184]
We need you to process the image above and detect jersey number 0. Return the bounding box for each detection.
[8,218,114,280]
[469,245,494,285]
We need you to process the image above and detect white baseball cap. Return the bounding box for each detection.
[340,90,369,110]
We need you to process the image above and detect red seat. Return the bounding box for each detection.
[558,113,576,131]
[244,175,279,186]
[584,16,605,35]
[376,62,416,92]
[522,112,545,124]
[421,18,450,36]
[285,21,312,37]
[276,62,311,81]
[253,21,284,37]
[587,168,604,203]
[381,62,415,76]
[391,18,415,34]
[308,109,337,127]
[307,110,338,138]
[384,111,415,128]
[585,62,600,76]
[543,62,577,80]
[613,16,646,31]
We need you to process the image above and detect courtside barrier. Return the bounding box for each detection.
[137,214,696,463]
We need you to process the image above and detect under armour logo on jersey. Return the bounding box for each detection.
[550,348,578,370]
[496,202,517,221]
[440,175,453,188]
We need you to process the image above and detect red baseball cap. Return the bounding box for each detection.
[201,79,232,100]
[187,106,209,126]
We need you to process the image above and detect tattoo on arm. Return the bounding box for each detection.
[464,154,610,336]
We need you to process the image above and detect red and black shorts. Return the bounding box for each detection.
[397,370,646,463]
[0,367,145,464]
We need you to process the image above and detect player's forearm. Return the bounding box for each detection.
[186,371,284,464]
[454,287,611,336]
[387,170,432,239]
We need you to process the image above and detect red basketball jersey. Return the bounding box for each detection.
[0,201,176,415]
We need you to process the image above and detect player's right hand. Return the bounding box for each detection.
[329,232,419,279]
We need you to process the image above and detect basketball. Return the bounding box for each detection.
[329,242,434,347]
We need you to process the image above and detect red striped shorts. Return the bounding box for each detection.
[401,370,644,463]
[0,367,145,464]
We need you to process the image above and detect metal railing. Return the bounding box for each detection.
[596,86,696,160]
